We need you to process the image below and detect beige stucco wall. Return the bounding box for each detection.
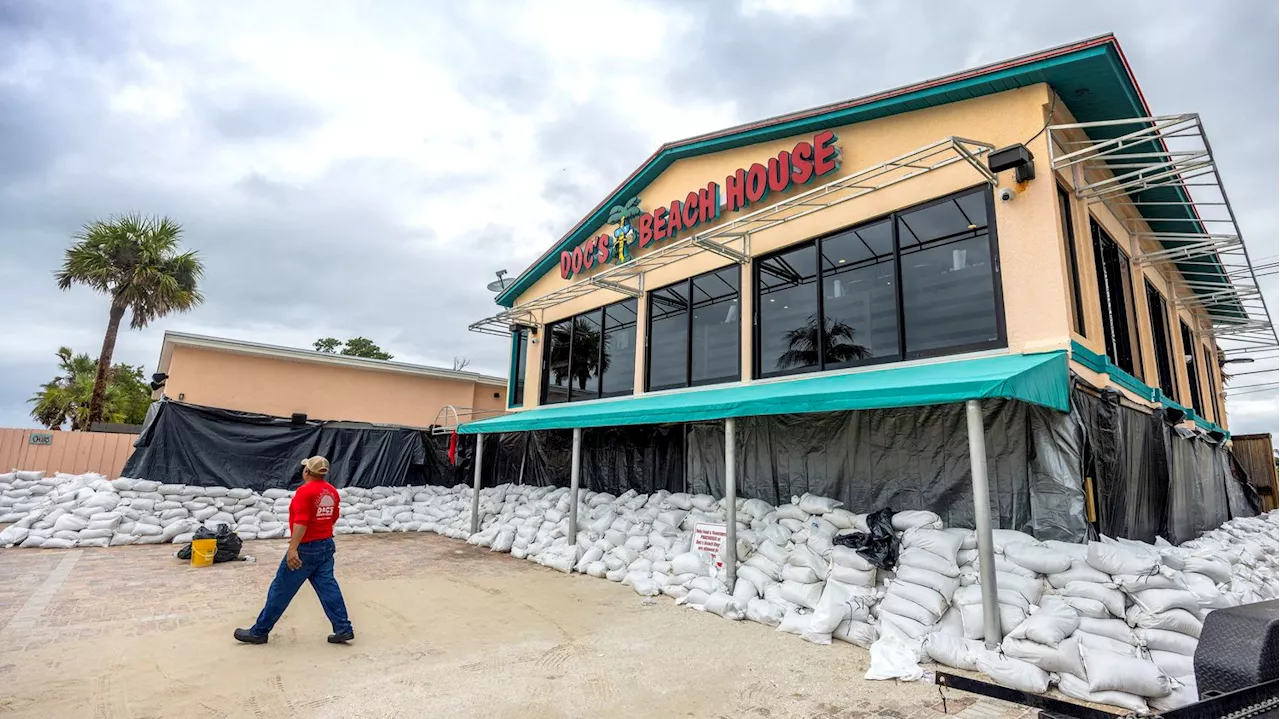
[509,82,1227,428]
[165,346,506,428]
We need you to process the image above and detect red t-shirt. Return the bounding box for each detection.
[289,480,340,543]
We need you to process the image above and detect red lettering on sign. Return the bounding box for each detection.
[813,130,838,176]
[637,212,654,247]
[667,200,684,236]
[597,234,611,263]
[583,238,597,269]
[683,192,700,227]
[724,169,746,212]
[560,252,573,279]
[745,162,768,203]
[653,206,669,241]
[571,246,584,274]
[767,150,791,193]
[791,141,814,184]
[698,183,719,224]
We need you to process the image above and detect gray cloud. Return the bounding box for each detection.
[0,1,1274,442]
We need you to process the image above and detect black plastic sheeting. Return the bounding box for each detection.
[123,401,432,492]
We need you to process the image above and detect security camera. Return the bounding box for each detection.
[998,187,1015,202]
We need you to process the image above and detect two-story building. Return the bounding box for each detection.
[458,35,1272,545]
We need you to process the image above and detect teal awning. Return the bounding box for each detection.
[458,351,1068,434]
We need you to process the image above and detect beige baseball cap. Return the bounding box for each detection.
[301,456,330,475]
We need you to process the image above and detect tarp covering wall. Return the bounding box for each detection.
[123,400,432,492]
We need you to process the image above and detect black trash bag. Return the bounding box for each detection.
[175,524,243,563]
[832,507,898,569]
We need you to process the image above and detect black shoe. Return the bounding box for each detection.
[234,628,267,644]
[327,630,354,644]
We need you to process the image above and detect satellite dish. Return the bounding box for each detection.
[486,269,515,293]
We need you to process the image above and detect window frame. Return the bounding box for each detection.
[1179,319,1205,417]
[1090,217,1144,380]
[1202,344,1220,423]
[1057,183,1087,337]
[1144,280,1177,400]
[645,265,742,392]
[539,297,638,405]
[752,184,1006,380]
[508,327,528,409]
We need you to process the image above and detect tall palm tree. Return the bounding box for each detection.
[55,214,203,426]
[776,313,871,370]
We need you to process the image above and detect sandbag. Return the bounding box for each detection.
[1060,580,1125,618]
[925,633,982,671]
[897,548,960,577]
[1056,674,1149,714]
[833,618,877,648]
[1132,589,1201,615]
[880,593,938,626]
[776,606,811,635]
[865,635,924,681]
[1148,650,1195,678]
[889,580,949,619]
[975,651,1049,693]
[1002,634,1086,678]
[1080,644,1171,698]
[780,580,823,610]
[1181,555,1232,584]
[1137,628,1199,655]
[895,565,960,598]
[1007,598,1079,645]
[795,493,841,515]
[991,529,1036,553]
[1087,541,1159,576]
[782,564,820,584]
[1004,542,1072,574]
[787,544,828,580]
[744,552,783,581]
[901,527,963,562]
[828,564,876,586]
[825,509,864,531]
[891,510,941,531]
[1076,616,1140,645]
[746,598,784,627]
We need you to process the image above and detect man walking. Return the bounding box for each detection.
[235,456,354,644]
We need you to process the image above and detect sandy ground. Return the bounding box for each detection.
[0,532,1038,719]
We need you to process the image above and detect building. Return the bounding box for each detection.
[458,35,1271,551]
[153,331,507,428]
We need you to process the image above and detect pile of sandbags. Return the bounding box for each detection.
[875,523,961,651]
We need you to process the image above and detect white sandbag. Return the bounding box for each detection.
[990,571,1043,604]
[975,651,1049,693]
[733,577,760,604]
[1087,541,1159,576]
[757,539,789,565]
[830,546,874,570]
[0,525,30,545]
[944,527,977,550]
[925,633,983,671]
[109,534,139,546]
[78,536,110,548]
[1008,598,1079,645]
[1004,542,1072,574]
[1080,644,1171,698]
[776,606,811,635]
[1132,588,1200,615]
[741,498,772,520]
[1077,631,1142,657]
[897,548,961,577]
[890,580,949,619]
[745,598,784,627]
[891,510,941,531]
[1137,628,1199,655]
[1002,634,1086,678]
[953,584,1030,611]
[1043,539,1090,561]
[896,565,960,598]
[780,580,824,610]
[828,565,876,586]
[1060,596,1110,619]
[833,618,878,648]
[807,578,858,635]
[744,553,783,581]
[880,593,938,626]
[935,606,965,637]
[991,529,1037,553]
[1114,570,1188,592]
[865,635,924,681]
[1148,677,1198,712]
[52,515,89,532]
[1076,616,1139,645]
[787,544,828,580]
[825,509,864,531]
[1056,674,1149,714]
[671,551,709,577]
[42,537,76,549]
[704,592,744,620]
[1181,555,1231,584]
[1148,650,1195,678]
[77,528,114,540]
[795,493,841,515]
[901,527,963,562]
[781,562,819,583]
[1060,580,1125,618]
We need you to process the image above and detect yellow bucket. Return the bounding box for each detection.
[191,538,217,568]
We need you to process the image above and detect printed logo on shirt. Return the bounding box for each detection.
[316,492,337,519]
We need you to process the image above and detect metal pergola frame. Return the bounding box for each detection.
[1047,114,1278,356]
[469,136,998,337]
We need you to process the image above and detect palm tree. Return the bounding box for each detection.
[28,347,150,430]
[548,318,610,390]
[55,214,204,426]
[776,313,871,370]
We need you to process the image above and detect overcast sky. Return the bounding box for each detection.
[1,0,1276,435]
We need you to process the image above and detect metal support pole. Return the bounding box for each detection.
[470,434,484,535]
[724,417,738,591]
[966,400,1001,649]
[568,427,582,542]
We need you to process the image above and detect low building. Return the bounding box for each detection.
[153,331,507,428]
[458,34,1271,547]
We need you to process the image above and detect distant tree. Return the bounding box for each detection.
[313,336,393,360]
[29,347,151,430]
[452,357,472,371]
[55,213,203,426]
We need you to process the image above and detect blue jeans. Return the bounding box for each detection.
[250,538,352,637]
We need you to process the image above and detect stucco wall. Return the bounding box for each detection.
[165,346,506,428]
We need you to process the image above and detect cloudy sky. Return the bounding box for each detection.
[1,0,1276,435]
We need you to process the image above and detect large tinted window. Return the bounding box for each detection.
[1180,320,1204,417]
[1202,345,1220,423]
[602,300,637,397]
[899,191,1000,354]
[540,298,636,404]
[1058,186,1086,337]
[753,186,1004,379]
[1092,220,1142,379]
[758,244,820,376]
[648,283,690,390]
[1145,281,1176,399]
[510,328,528,407]
[647,267,740,390]
[821,220,898,369]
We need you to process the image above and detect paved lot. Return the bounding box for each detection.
[0,533,1037,719]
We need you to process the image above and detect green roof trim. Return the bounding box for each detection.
[497,35,1238,319]
[458,351,1069,434]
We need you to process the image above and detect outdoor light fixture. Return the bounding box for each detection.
[149,372,168,392]
[291,413,307,426]
[987,143,1035,183]
[508,323,538,336]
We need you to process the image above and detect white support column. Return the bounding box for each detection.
[724,417,737,591]
[966,400,1001,649]
[567,427,582,542]
[470,434,484,535]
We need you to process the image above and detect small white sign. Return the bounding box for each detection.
[694,522,727,569]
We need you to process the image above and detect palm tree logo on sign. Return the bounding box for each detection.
[606,197,643,266]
